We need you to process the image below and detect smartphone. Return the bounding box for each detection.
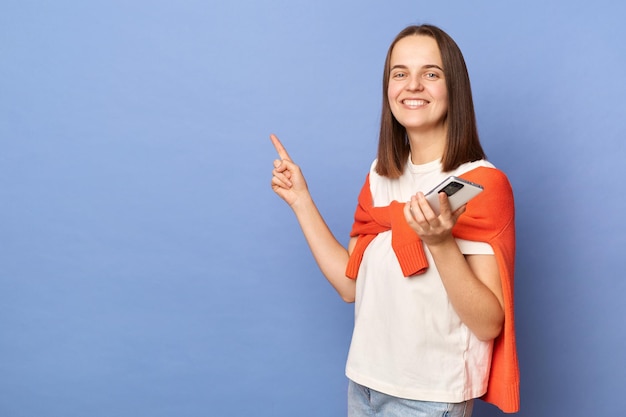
[424,176,483,215]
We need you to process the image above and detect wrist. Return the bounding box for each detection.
[290,193,314,212]
[424,234,456,252]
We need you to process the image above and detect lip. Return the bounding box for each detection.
[401,98,429,108]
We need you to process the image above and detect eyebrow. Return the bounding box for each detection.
[390,64,444,71]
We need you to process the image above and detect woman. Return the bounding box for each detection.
[270,24,519,416]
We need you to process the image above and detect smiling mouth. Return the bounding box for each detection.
[402,99,428,107]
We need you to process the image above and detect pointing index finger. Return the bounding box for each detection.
[270,134,292,161]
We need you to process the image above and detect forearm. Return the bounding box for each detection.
[428,238,504,341]
[291,194,356,303]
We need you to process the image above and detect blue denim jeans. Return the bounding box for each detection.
[348,380,474,417]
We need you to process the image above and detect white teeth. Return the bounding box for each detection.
[403,99,427,106]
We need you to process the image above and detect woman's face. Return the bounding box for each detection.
[387,35,448,136]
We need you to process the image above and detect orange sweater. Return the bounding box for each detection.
[345,166,520,413]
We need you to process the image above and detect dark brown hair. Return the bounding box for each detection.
[375,24,486,178]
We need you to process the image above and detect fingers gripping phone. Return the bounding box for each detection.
[424,176,483,215]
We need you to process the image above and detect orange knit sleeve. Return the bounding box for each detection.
[458,167,520,413]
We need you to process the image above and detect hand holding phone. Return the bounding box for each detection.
[424,176,483,215]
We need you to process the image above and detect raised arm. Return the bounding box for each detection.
[270,134,356,303]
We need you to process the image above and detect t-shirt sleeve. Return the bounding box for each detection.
[456,238,494,255]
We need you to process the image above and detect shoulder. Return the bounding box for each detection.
[451,160,513,198]
[460,165,512,195]
[368,159,379,175]
[453,159,496,175]
[460,165,515,223]
[367,158,390,188]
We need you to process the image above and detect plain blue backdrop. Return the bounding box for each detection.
[1,0,625,416]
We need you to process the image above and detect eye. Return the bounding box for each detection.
[392,72,407,79]
[424,72,439,79]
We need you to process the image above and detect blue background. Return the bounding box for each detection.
[2,1,625,416]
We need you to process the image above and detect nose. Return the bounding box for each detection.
[406,75,423,92]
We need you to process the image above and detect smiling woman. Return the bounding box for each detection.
[387,36,449,151]
[269,24,519,416]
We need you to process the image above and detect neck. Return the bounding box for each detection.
[407,127,447,165]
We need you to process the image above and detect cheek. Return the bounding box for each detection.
[435,85,448,102]
[387,82,402,100]
[387,90,401,118]
[387,86,402,111]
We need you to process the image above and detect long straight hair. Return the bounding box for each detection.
[375,25,486,178]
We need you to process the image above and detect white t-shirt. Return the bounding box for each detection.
[345,157,496,403]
